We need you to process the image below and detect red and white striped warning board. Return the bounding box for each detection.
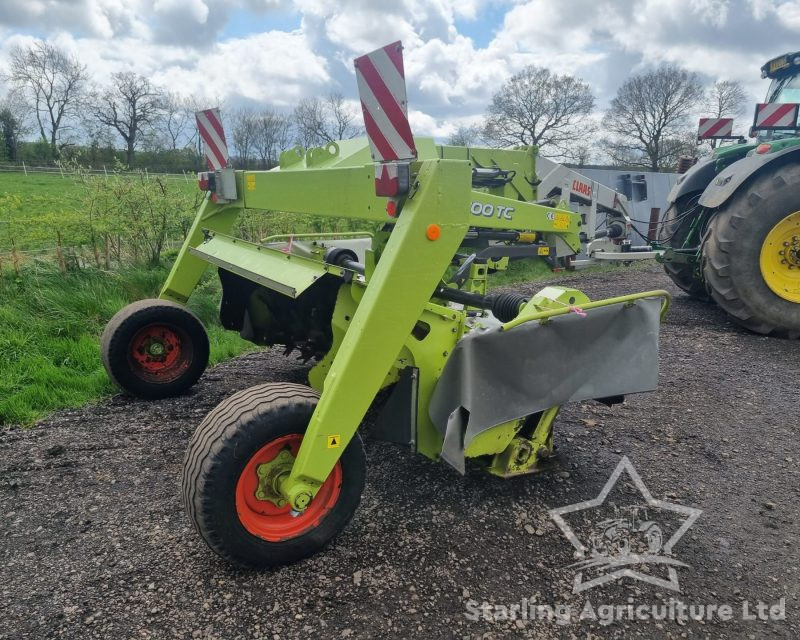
[195,108,230,170]
[753,103,799,130]
[697,117,733,139]
[354,41,417,163]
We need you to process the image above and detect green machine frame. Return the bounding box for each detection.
[157,136,667,512]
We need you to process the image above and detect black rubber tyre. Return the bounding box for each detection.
[659,194,709,300]
[702,163,800,337]
[182,383,366,568]
[101,299,209,399]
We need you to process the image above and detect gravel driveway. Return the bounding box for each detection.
[1,264,798,639]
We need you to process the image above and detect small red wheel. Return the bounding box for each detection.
[183,383,366,568]
[128,324,191,381]
[102,299,209,399]
[235,434,343,542]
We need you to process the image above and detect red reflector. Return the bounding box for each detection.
[386,200,398,217]
[197,172,209,191]
[756,143,772,154]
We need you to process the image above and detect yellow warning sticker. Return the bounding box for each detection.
[327,435,341,448]
[537,246,550,256]
[553,212,571,230]
[246,174,256,191]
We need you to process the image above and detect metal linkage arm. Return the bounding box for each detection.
[278,159,472,511]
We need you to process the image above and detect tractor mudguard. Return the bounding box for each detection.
[666,156,718,205]
[428,297,663,472]
[699,145,800,209]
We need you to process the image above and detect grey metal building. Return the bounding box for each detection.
[575,167,680,242]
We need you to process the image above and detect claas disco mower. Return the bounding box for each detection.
[102,42,669,567]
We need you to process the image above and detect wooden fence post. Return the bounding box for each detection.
[56,232,67,275]
[11,240,21,278]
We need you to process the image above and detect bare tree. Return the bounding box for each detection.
[91,72,163,167]
[293,97,327,148]
[293,92,361,148]
[231,107,259,168]
[601,64,704,171]
[7,42,87,157]
[705,80,748,119]
[326,93,361,140]
[569,143,595,167]
[160,92,194,150]
[0,92,29,161]
[481,66,595,157]
[447,124,482,147]
[703,80,749,147]
[254,110,292,168]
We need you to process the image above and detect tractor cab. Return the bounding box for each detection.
[759,52,800,141]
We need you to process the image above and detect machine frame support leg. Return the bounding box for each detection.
[279,159,471,511]
[159,195,243,303]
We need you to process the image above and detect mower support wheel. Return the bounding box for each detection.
[101,299,209,399]
[182,383,366,568]
[702,163,800,337]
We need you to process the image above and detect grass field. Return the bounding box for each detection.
[0,170,196,253]
[0,263,256,425]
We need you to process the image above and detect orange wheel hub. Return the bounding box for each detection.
[129,324,190,381]
[235,434,343,542]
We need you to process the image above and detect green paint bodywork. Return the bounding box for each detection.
[713,142,756,172]
[750,137,800,155]
[159,136,663,510]
[486,407,559,477]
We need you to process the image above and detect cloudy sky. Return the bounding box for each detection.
[0,0,799,139]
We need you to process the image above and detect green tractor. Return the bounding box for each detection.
[658,52,800,337]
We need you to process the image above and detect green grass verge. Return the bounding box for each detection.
[0,263,256,426]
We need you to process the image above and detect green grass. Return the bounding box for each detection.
[489,255,653,287]
[0,171,195,252]
[0,262,256,426]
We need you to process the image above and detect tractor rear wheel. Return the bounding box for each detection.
[702,163,800,337]
[659,194,709,300]
[101,299,209,399]
[182,383,366,568]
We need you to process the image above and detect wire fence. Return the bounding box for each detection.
[0,238,189,277]
[0,162,198,182]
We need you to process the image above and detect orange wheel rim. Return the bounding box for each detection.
[235,434,343,542]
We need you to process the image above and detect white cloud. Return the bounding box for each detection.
[1,0,800,142]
